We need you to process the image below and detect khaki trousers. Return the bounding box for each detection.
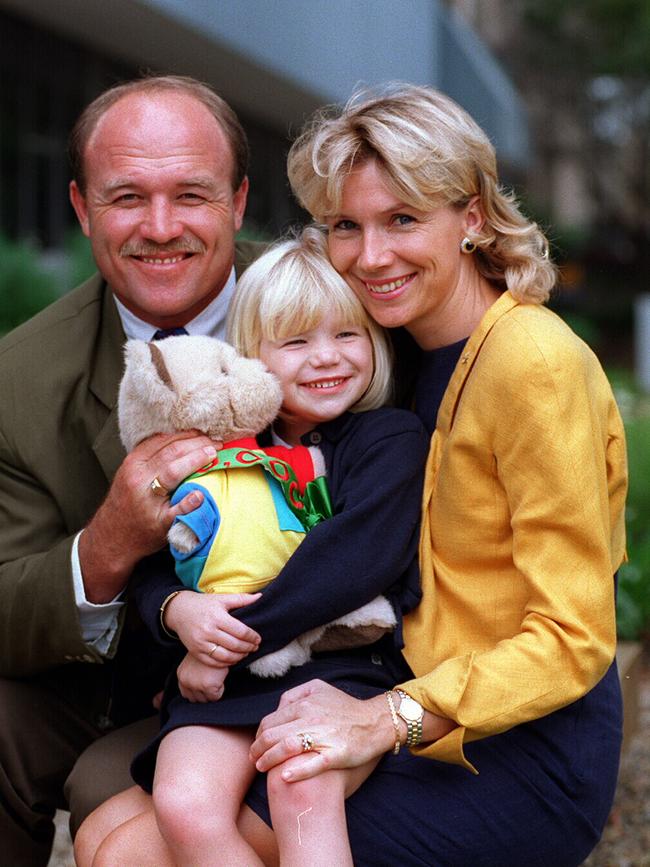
[0,672,156,866]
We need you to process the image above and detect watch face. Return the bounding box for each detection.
[399,695,423,722]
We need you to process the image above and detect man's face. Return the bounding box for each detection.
[69,91,248,328]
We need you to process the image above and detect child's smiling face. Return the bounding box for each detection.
[258,310,374,444]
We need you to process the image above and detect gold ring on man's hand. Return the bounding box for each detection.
[150,476,169,497]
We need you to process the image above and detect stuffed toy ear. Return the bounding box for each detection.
[117,339,177,451]
[226,355,283,437]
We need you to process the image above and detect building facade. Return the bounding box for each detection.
[0,0,529,250]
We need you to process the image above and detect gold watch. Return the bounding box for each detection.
[395,690,424,746]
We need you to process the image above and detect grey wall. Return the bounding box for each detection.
[2,0,528,166]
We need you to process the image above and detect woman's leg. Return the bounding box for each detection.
[268,757,379,867]
[153,724,264,867]
[73,784,152,867]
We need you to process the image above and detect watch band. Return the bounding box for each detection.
[395,689,424,747]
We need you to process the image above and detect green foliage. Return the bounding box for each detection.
[607,366,638,393]
[523,0,650,77]
[617,410,650,640]
[556,313,602,349]
[63,229,96,288]
[0,235,59,335]
[236,221,274,243]
[0,231,99,336]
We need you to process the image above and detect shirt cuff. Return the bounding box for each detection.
[72,530,124,655]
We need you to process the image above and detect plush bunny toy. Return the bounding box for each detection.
[118,335,396,677]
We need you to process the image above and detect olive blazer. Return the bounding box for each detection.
[0,241,263,680]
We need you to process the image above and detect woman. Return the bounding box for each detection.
[245,83,628,866]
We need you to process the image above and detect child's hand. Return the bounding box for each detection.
[164,589,262,665]
[177,652,228,702]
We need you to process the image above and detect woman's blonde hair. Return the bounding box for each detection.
[288,83,556,303]
[227,226,393,411]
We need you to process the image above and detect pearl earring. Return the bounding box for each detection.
[460,237,476,254]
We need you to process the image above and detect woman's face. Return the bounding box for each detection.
[326,160,483,348]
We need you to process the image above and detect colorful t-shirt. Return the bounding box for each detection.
[169,436,331,594]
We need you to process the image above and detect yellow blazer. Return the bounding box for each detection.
[401,291,627,771]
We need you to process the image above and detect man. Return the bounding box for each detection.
[0,75,264,866]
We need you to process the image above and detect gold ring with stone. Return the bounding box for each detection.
[150,476,169,498]
[298,732,314,753]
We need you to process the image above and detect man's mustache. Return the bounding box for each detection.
[120,237,207,257]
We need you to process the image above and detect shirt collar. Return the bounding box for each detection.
[301,411,356,446]
[259,412,355,450]
[112,266,237,342]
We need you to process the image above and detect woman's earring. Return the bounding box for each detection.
[460,237,476,254]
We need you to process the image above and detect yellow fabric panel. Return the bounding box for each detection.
[197,468,304,594]
[401,291,628,771]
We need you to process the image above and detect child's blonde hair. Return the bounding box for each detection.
[227,226,393,411]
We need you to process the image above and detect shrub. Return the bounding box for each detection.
[616,410,650,640]
[63,229,95,288]
[0,235,59,335]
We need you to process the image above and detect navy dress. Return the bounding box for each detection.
[131,407,429,791]
[245,338,623,867]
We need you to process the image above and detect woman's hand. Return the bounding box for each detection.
[164,590,262,666]
[176,652,229,702]
[249,679,396,782]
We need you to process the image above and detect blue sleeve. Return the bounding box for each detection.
[133,480,221,642]
[170,481,221,556]
[233,410,428,664]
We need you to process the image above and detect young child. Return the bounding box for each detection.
[77,227,429,867]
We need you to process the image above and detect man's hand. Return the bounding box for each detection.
[79,431,220,602]
[177,653,229,702]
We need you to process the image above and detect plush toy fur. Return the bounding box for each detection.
[119,335,283,452]
[118,335,395,678]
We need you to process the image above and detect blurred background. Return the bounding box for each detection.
[0,2,648,861]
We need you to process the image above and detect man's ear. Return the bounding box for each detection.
[232,176,249,233]
[69,181,91,237]
[463,195,485,236]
